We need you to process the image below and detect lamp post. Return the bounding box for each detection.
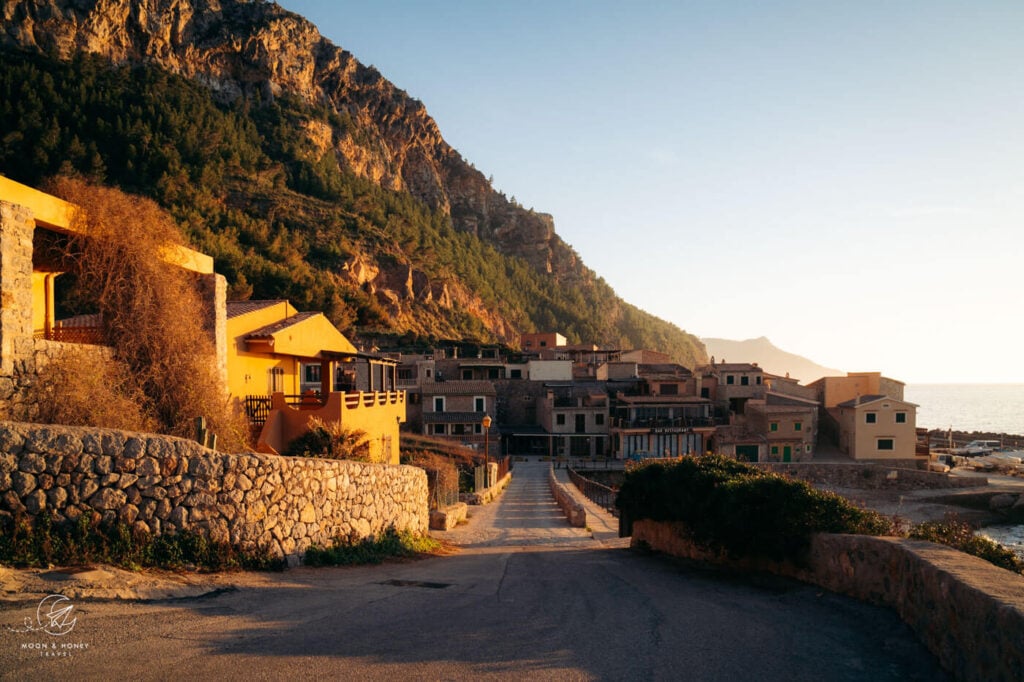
[482,415,492,467]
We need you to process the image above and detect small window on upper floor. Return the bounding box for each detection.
[877,438,894,451]
[740,376,749,386]
[726,375,735,385]
[770,422,779,432]
[895,412,907,424]
[794,422,802,432]
[866,412,877,424]
[556,414,565,426]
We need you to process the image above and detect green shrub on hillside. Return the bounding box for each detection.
[616,456,893,561]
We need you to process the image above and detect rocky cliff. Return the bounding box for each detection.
[1,0,578,280]
[0,0,706,365]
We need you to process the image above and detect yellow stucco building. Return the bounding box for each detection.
[834,395,920,462]
[226,300,404,463]
[2,177,404,462]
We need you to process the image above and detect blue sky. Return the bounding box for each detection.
[278,1,1024,383]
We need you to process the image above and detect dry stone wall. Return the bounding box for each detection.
[0,422,428,560]
[755,462,987,490]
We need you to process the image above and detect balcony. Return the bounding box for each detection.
[613,416,716,430]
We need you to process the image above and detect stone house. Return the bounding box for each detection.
[698,361,766,416]
[536,384,610,457]
[417,380,497,457]
[744,393,820,462]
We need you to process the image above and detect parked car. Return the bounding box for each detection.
[950,440,1001,456]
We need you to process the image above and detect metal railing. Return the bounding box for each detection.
[244,395,272,426]
[613,417,715,429]
[567,468,619,517]
[36,326,106,345]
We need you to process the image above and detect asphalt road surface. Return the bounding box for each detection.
[1,461,947,681]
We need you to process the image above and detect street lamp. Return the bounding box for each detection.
[482,415,492,467]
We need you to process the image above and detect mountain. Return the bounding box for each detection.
[701,337,843,384]
[0,0,707,366]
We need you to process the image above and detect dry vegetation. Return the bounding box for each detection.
[21,178,249,450]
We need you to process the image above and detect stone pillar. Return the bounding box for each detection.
[0,200,36,410]
[198,272,228,396]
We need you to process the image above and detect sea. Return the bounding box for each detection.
[904,383,1024,437]
[903,383,1024,559]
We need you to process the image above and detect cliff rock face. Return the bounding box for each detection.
[1,0,576,280]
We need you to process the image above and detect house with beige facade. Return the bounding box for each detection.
[834,395,921,463]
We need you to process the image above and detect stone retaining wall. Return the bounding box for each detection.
[632,520,1024,682]
[459,470,512,505]
[0,422,428,561]
[548,466,585,527]
[756,462,988,490]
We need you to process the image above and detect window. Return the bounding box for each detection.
[756,376,762,385]
[556,414,566,426]
[510,369,522,379]
[700,387,710,398]
[740,376,749,386]
[865,412,877,424]
[794,422,802,432]
[303,364,321,384]
[595,413,605,426]
[877,438,894,451]
[431,424,447,435]
[488,368,500,379]
[268,367,284,393]
[771,446,779,455]
[895,412,907,424]
[434,396,445,413]
[726,375,735,385]
[474,396,486,412]
[805,444,812,453]
[397,368,414,381]
[425,368,432,379]
[661,383,678,395]
[770,422,779,432]
[462,369,473,380]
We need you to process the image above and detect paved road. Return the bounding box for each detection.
[1,462,947,681]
